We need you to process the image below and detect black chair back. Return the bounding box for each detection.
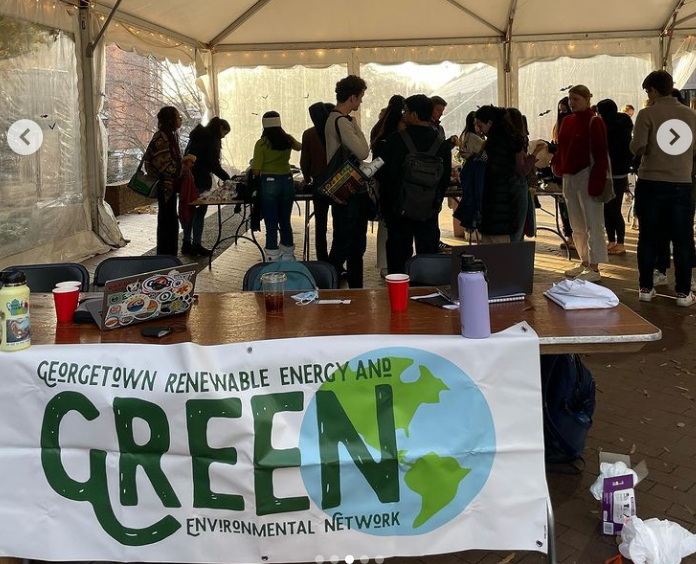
[3,263,90,292]
[405,254,451,287]
[94,255,183,287]
[242,260,338,290]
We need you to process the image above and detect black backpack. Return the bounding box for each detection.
[540,354,596,465]
[397,130,444,221]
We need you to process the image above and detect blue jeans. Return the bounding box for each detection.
[635,179,693,294]
[182,205,207,246]
[260,174,295,249]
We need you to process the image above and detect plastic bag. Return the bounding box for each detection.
[589,461,638,500]
[620,516,696,564]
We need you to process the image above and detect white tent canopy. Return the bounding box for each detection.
[1,0,695,267]
[98,0,691,48]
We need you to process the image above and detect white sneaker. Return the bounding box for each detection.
[676,292,696,307]
[564,264,586,277]
[576,268,602,283]
[265,247,282,262]
[653,270,668,287]
[639,288,656,302]
[279,244,297,261]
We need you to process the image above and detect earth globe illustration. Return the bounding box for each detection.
[299,347,496,535]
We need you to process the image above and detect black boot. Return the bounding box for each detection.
[191,244,213,257]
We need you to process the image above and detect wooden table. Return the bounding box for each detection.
[31,289,660,354]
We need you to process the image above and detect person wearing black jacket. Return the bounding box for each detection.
[375,94,451,274]
[474,105,525,243]
[596,99,633,255]
[300,102,334,262]
[183,117,231,256]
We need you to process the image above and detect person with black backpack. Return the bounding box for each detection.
[375,94,452,274]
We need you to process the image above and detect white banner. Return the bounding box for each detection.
[0,323,547,563]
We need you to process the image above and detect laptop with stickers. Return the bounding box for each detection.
[84,263,198,330]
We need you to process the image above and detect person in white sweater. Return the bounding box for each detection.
[324,75,370,288]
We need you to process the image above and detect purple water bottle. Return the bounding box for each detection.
[458,254,491,339]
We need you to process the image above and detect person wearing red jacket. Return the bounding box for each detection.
[552,84,609,282]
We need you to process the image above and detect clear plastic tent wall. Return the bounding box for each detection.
[0,0,111,268]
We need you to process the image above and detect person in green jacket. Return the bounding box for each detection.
[251,111,302,261]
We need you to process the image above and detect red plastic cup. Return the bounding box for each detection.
[385,273,410,313]
[52,287,80,323]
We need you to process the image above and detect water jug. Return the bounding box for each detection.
[0,269,31,352]
[457,254,490,339]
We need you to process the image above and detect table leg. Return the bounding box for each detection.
[536,194,571,260]
[228,203,265,262]
[547,497,557,564]
[207,204,224,271]
[303,198,313,261]
[207,202,266,271]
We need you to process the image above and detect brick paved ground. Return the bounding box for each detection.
[80,197,696,564]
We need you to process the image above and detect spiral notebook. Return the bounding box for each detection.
[411,288,526,309]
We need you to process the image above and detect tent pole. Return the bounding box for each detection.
[209,0,274,47]
[442,0,504,36]
[86,0,124,57]
[348,51,361,128]
[210,53,220,117]
[503,0,518,107]
[78,0,100,237]
[662,0,686,69]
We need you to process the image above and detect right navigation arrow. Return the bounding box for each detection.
[669,128,680,146]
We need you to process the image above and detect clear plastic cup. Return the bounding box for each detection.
[260,272,286,314]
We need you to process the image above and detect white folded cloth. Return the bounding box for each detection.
[544,279,619,310]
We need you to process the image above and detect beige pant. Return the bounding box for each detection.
[563,168,608,264]
[481,234,511,244]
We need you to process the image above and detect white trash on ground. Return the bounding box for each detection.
[620,516,696,564]
[589,460,638,500]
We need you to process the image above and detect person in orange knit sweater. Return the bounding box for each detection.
[552,84,609,282]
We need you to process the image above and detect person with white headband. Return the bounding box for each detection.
[251,111,302,262]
